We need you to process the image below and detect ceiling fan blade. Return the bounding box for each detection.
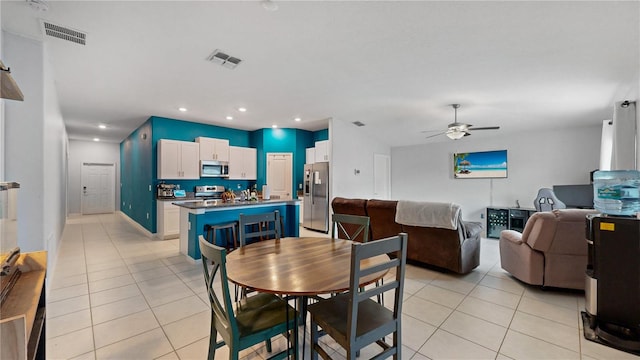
[464,132,471,137]
[420,129,442,133]
[469,126,500,131]
[425,131,445,139]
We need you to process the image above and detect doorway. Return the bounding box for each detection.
[81,162,115,214]
[374,154,391,199]
[266,153,293,200]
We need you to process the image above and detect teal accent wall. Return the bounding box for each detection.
[150,117,254,194]
[253,128,316,197]
[120,114,328,233]
[313,129,329,142]
[120,119,154,231]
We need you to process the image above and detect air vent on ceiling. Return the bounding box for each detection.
[352,121,365,127]
[206,49,242,69]
[41,21,86,45]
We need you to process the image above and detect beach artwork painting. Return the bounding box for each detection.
[454,150,507,179]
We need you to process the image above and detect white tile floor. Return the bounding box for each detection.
[45,213,639,360]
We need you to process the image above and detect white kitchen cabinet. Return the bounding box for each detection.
[306,147,316,164]
[315,140,330,162]
[157,139,200,179]
[195,137,229,162]
[157,200,180,239]
[228,146,257,180]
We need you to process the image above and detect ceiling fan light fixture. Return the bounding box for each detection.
[261,0,278,11]
[446,130,466,140]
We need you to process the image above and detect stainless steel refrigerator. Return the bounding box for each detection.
[303,162,329,232]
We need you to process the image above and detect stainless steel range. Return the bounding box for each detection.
[194,185,225,199]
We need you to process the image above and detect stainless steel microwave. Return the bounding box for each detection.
[200,160,229,178]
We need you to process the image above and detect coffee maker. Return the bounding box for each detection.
[157,183,177,199]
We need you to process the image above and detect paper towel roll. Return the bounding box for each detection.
[262,185,271,200]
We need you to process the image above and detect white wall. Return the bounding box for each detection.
[330,118,392,199]
[68,140,121,215]
[391,126,602,223]
[3,32,68,274]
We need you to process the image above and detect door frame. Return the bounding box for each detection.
[266,152,293,200]
[373,153,391,199]
[81,162,116,215]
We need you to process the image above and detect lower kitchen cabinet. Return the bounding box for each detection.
[157,200,180,239]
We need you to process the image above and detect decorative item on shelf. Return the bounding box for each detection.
[0,60,24,101]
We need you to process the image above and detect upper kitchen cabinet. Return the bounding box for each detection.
[195,137,229,162]
[158,139,200,179]
[315,140,330,162]
[228,146,257,180]
[306,147,316,164]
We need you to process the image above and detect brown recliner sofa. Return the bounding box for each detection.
[499,208,598,290]
[331,197,483,274]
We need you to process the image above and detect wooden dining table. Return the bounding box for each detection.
[225,236,389,296]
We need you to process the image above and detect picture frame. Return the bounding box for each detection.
[454,150,508,179]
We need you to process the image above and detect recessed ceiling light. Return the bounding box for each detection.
[226,116,233,120]
[272,124,278,128]
[93,138,100,142]
[238,107,247,112]
[178,107,187,112]
[294,117,301,122]
[98,124,107,129]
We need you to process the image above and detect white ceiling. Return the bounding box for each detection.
[2,1,638,146]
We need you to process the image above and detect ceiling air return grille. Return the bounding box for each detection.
[206,49,242,69]
[41,21,86,45]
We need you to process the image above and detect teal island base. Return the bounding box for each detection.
[175,199,300,261]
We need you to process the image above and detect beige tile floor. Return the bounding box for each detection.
[45,213,639,360]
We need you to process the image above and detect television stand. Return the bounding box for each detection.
[486,207,536,238]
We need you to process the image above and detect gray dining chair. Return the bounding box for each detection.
[331,213,370,243]
[238,210,282,246]
[198,235,298,360]
[237,210,282,299]
[308,233,408,360]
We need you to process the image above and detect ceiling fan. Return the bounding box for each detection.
[423,104,500,140]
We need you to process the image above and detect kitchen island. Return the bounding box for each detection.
[173,198,300,261]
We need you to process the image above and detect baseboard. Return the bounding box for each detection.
[118,211,158,239]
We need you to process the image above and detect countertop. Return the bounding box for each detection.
[172,198,300,209]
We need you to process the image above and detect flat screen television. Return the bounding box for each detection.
[552,184,594,209]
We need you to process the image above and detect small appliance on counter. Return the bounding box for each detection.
[157,183,177,199]
[195,185,225,199]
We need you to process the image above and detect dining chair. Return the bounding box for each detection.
[198,235,298,360]
[237,210,282,299]
[308,233,408,360]
[238,210,282,246]
[331,213,370,243]
[331,213,385,304]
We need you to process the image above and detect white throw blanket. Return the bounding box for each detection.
[395,201,461,230]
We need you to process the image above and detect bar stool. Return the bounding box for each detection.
[204,221,239,251]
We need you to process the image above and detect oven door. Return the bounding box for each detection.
[200,161,229,177]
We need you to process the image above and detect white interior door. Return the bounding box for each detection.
[374,154,391,199]
[266,153,293,200]
[82,163,115,214]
